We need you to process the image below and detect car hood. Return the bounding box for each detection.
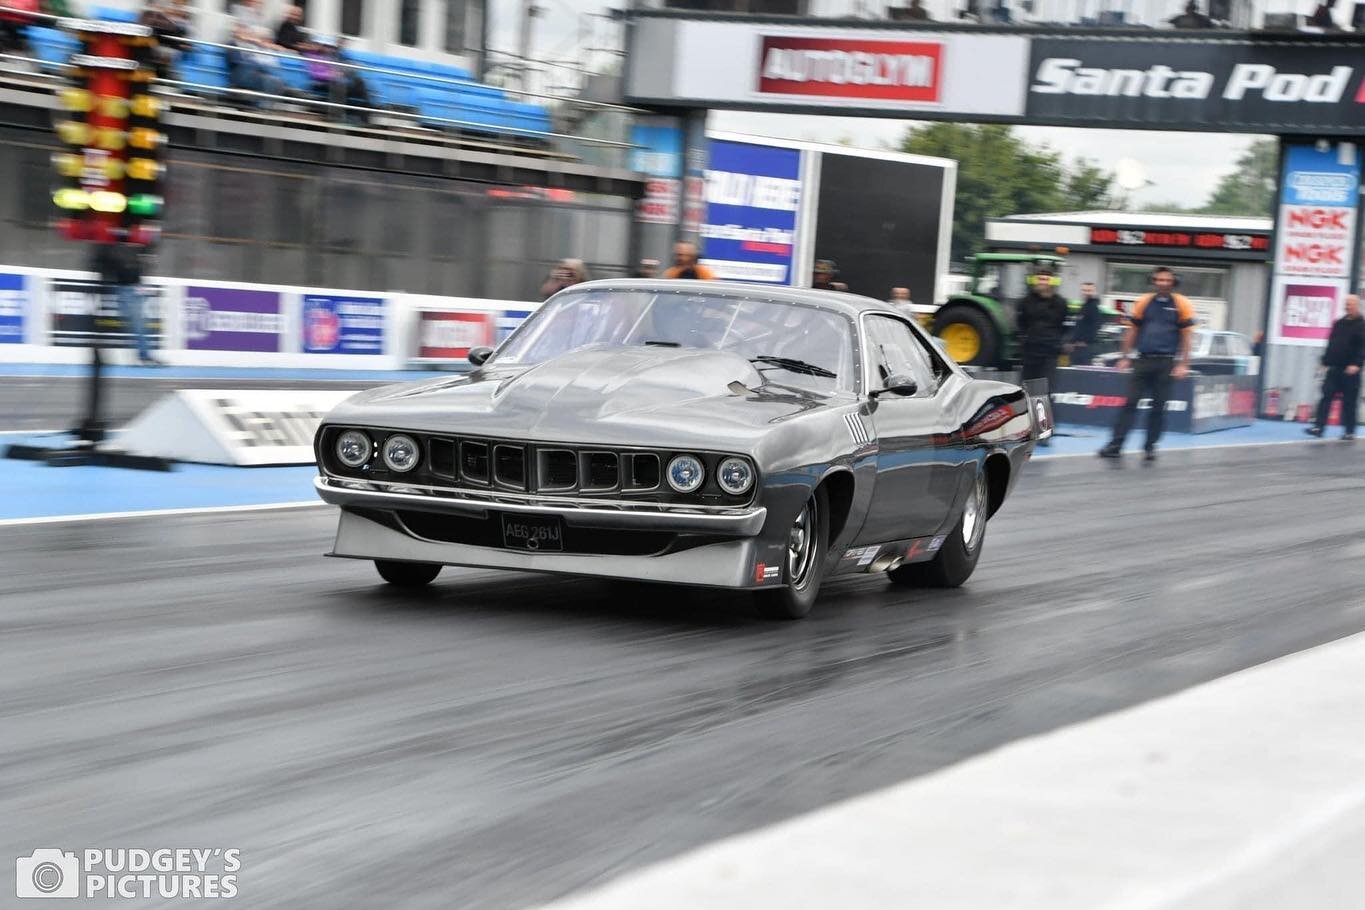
[324,346,839,449]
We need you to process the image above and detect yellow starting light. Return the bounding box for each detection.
[98,95,130,119]
[125,157,161,181]
[95,127,127,151]
[130,94,161,118]
[101,158,127,180]
[89,191,127,213]
[57,120,92,146]
[59,87,94,112]
[53,188,91,211]
[52,152,83,178]
[128,127,163,150]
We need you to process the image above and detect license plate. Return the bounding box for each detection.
[500,513,564,551]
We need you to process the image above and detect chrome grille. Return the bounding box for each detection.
[460,441,489,484]
[582,452,619,492]
[494,444,527,489]
[539,449,578,491]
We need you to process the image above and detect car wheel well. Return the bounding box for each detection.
[819,470,855,543]
[984,454,1009,519]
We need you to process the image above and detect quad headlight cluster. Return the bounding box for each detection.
[665,454,754,496]
[332,430,421,473]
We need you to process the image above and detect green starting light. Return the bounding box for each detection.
[127,194,162,217]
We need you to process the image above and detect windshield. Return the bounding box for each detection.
[494,289,855,394]
[975,262,1030,300]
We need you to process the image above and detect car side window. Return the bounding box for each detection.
[864,315,936,396]
[1210,335,1229,356]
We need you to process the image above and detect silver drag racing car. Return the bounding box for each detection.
[313,280,1049,619]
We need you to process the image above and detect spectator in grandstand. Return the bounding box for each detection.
[540,259,589,299]
[1308,0,1340,28]
[889,0,932,20]
[305,35,372,121]
[0,0,39,56]
[664,242,716,280]
[1066,281,1103,366]
[229,0,270,38]
[1169,1,1215,27]
[274,3,308,51]
[140,0,192,79]
[1305,294,1363,440]
[633,258,659,279]
[228,20,293,103]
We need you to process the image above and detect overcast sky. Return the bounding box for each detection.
[493,2,1262,210]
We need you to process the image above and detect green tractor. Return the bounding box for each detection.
[932,252,1069,368]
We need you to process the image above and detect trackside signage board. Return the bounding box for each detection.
[630,19,1029,116]
[626,16,1365,134]
[1268,143,1361,347]
[700,139,803,284]
[1024,38,1365,133]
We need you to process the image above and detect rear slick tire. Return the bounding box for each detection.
[888,468,986,589]
[375,560,442,588]
[754,485,830,621]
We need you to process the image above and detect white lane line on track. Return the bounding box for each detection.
[0,500,327,527]
[0,428,67,436]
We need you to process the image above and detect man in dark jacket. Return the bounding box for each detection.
[1307,293,1363,440]
[1066,281,1103,366]
[93,241,159,366]
[1017,268,1069,444]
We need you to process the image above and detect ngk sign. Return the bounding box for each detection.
[1026,39,1365,132]
[1277,205,1354,279]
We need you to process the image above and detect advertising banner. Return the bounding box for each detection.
[637,178,680,226]
[0,272,23,344]
[184,287,282,353]
[417,310,495,360]
[631,123,683,226]
[1268,143,1361,346]
[1268,276,1351,346]
[1049,368,1255,434]
[301,294,385,355]
[700,139,803,285]
[51,279,165,348]
[1026,39,1365,133]
[631,20,1029,117]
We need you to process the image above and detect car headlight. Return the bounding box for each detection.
[335,430,371,468]
[382,434,421,473]
[717,457,754,495]
[666,454,705,493]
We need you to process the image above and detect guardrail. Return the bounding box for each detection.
[0,5,642,157]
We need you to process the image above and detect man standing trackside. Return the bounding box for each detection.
[1098,267,1197,462]
[1306,294,1364,441]
[1017,265,1069,445]
[1067,281,1103,366]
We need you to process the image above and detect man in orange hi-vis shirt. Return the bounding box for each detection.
[664,242,717,280]
[1098,267,1197,462]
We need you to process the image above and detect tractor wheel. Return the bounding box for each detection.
[934,306,1000,368]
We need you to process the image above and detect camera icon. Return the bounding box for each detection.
[15,849,79,899]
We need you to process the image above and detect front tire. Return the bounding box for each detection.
[888,468,987,588]
[375,560,442,588]
[754,485,830,620]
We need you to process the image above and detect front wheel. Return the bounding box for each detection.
[754,485,830,620]
[888,469,986,588]
[374,560,442,588]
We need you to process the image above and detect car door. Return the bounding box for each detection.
[854,314,961,544]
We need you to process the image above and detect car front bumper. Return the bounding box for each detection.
[315,476,774,589]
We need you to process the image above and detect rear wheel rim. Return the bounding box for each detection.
[940,323,981,363]
[787,497,818,589]
[962,472,986,554]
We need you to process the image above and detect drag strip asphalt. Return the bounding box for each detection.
[4,443,1365,909]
